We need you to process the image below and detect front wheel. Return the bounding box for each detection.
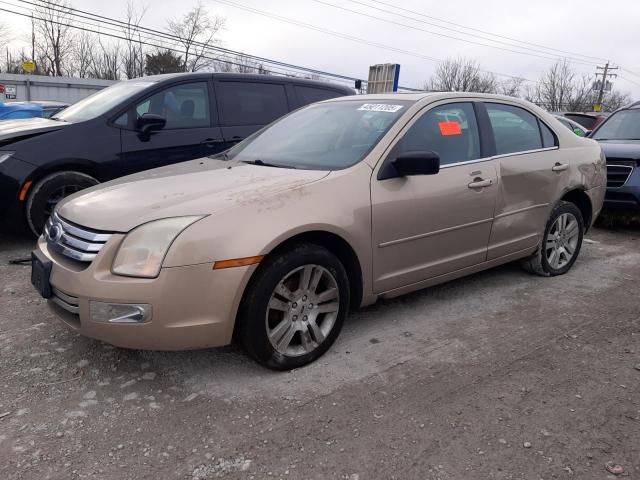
[522,201,584,277]
[237,244,350,370]
[26,171,99,236]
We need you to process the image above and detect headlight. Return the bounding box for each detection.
[0,151,15,165]
[112,216,204,278]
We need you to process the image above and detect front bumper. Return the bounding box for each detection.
[36,236,255,350]
[0,157,36,229]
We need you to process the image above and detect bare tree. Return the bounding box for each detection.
[89,39,122,80]
[33,0,75,76]
[122,1,147,79]
[71,31,95,78]
[498,77,526,97]
[602,90,632,111]
[214,53,266,74]
[0,21,12,51]
[167,3,225,72]
[530,60,631,112]
[425,57,498,93]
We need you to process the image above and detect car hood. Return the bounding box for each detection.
[0,117,69,142]
[57,158,330,232]
[598,140,640,161]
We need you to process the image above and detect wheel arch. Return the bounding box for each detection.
[262,230,364,311]
[560,188,593,231]
[22,159,105,198]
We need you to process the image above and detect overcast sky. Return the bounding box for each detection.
[4,0,640,98]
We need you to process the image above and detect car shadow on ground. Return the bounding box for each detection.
[43,259,527,401]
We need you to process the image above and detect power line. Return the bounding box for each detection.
[0,4,299,78]
[9,0,362,86]
[309,0,600,67]
[619,75,640,88]
[211,0,534,83]
[363,0,608,64]
[6,0,362,88]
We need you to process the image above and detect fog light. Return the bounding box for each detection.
[90,301,152,324]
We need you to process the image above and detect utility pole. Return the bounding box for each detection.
[594,62,618,112]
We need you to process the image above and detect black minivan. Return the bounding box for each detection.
[0,73,354,235]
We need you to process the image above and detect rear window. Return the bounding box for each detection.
[565,114,597,130]
[539,121,557,148]
[217,81,289,126]
[295,85,344,105]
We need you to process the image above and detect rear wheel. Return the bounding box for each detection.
[522,201,584,277]
[238,244,350,370]
[26,171,99,236]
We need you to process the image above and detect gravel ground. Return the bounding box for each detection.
[0,225,638,480]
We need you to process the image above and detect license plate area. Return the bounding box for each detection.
[31,250,53,299]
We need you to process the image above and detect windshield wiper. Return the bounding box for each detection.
[242,159,295,169]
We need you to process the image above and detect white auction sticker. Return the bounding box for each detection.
[357,104,403,113]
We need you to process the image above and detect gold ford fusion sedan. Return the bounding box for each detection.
[31,92,606,369]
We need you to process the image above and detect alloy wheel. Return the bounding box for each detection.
[265,264,340,357]
[545,212,580,269]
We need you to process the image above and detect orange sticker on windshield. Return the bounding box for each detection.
[439,121,462,136]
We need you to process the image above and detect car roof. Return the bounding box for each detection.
[322,91,541,106]
[0,101,68,108]
[136,72,354,94]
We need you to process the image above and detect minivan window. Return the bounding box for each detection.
[54,81,156,123]
[295,85,343,105]
[134,82,210,129]
[397,102,481,166]
[486,103,542,155]
[224,100,412,170]
[217,81,288,126]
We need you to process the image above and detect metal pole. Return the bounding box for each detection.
[596,62,609,107]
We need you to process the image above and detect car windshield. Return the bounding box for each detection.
[223,100,412,170]
[592,109,640,140]
[54,81,156,123]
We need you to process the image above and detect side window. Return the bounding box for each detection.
[486,103,543,155]
[132,82,210,129]
[295,85,343,105]
[113,113,128,127]
[397,102,481,166]
[217,81,288,126]
[539,121,557,148]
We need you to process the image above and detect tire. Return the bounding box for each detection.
[26,171,99,236]
[237,243,350,370]
[522,201,584,277]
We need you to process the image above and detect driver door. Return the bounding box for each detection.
[119,81,224,176]
[371,101,498,293]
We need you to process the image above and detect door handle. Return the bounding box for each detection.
[468,178,493,189]
[200,138,224,147]
[552,162,569,172]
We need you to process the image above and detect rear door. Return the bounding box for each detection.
[119,80,224,175]
[482,102,565,259]
[214,79,290,150]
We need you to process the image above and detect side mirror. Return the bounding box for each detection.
[137,113,166,139]
[389,151,440,178]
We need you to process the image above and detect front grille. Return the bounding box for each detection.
[44,212,113,262]
[606,160,635,188]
